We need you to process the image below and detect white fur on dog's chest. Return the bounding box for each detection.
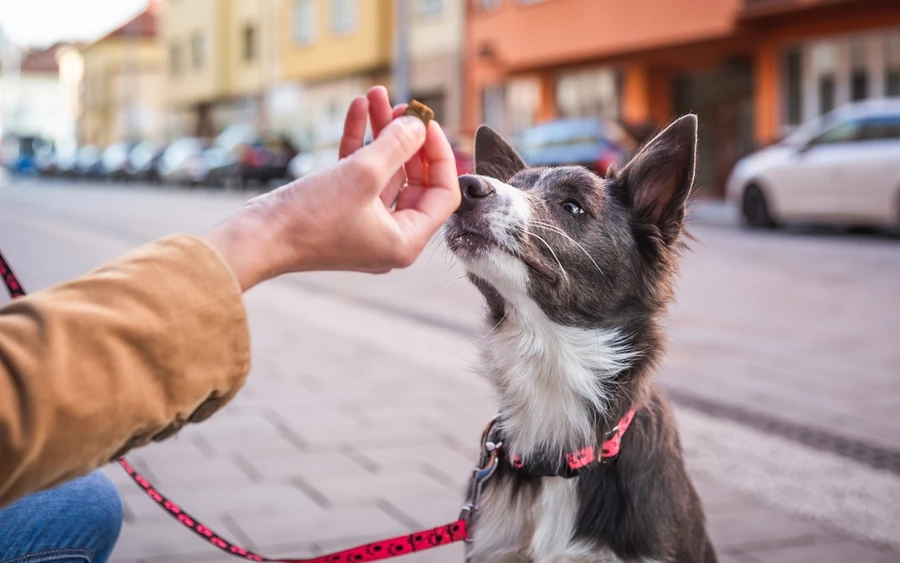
[470,477,635,563]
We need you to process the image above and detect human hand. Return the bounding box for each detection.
[203,86,462,291]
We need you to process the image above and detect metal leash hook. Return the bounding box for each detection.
[460,414,503,562]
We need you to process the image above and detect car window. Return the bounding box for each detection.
[516,120,604,151]
[860,114,900,141]
[809,119,864,146]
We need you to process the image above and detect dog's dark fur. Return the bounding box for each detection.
[444,116,716,562]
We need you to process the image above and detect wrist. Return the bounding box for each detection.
[202,204,284,292]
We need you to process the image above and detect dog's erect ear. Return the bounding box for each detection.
[474,125,526,182]
[615,115,697,244]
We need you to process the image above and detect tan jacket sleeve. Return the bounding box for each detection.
[0,234,251,508]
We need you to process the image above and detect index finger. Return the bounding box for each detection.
[338,96,369,159]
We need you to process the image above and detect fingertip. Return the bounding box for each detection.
[367,85,390,104]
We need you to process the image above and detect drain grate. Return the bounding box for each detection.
[665,387,900,476]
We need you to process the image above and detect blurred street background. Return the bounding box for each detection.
[1,0,900,562]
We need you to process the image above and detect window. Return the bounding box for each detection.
[243,25,257,62]
[191,32,206,70]
[850,39,868,102]
[810,119,863,145]
[418,0,442,16]
[782,47,802,126]
[170,42,183,76]
[331,0,357,36]
[293,0,316,45]
[482,85,506,132]
[860,115,900,141]
[813,43,836,116]
[887,32,900,97]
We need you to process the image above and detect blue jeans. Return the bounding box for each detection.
[0,470,123,563]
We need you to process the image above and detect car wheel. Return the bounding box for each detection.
[742,184,776,229]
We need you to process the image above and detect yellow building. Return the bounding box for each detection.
[409,0,464,135]
[275,0,394,149]
[80,2,164,145]
[161,0,279,138]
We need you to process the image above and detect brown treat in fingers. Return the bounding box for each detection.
[404,100,435,126]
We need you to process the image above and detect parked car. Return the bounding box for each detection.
[126,140,167,183]
[1,136,46,175]
[53,145,79,178]
[287,145,340,180]
[206,125,297,188]
[73,145,104,178]
[726,98,900,229]
[34,144,57,176]
[514,117,638,177]
[101,141,137,181]
[157,137,209,185]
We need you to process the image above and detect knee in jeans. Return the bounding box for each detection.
[64,471,125,553]
[81,472,124,534]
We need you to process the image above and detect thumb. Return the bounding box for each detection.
[353,116,427,189]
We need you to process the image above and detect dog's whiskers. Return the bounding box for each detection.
[523,229,570,286]
[530,219,605,277]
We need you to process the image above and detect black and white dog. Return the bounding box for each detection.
[445,116,716,562]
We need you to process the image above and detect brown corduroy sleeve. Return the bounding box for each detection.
[0,235,251,508]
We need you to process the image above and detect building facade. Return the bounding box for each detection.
[161,0,279,139]
[277,0,394,150]
[80,3,163,146]
[408,0,465,136]
[465,0,899,197]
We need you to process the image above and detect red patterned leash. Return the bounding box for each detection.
[0,248,492,563]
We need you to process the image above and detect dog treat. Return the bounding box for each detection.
[404,100,435,126]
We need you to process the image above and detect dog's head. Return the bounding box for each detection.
[445,116,698,327]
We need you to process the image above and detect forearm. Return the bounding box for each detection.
[0,235,250,508]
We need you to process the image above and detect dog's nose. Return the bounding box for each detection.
[457,175,495,215]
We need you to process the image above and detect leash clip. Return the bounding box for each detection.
[460,414,502,547]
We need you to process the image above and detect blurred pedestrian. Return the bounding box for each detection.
[0,87,460,562]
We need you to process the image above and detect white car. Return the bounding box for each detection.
[726,99,900,229]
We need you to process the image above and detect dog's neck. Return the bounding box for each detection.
[484,299,636,461]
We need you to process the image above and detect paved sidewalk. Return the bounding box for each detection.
[104,285,898,563]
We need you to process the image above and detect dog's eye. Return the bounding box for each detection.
[561,201,585,215]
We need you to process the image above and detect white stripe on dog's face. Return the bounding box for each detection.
[451,176,534,298]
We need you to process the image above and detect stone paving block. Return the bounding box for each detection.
[136,456,255,488]
[238,449,374,482]
[179,423,307,456]
[268,401,368,430]
[706,508,833,550]
[285,416,445,448]
[305,471,457,507]
[353,444,475,487]
[735,541,900,563]
[227,505,410,547]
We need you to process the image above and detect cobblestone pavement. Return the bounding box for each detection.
[1,179,898,563]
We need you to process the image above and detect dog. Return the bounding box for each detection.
[444,115,716,563]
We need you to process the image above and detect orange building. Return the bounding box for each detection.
[465,0,900,196]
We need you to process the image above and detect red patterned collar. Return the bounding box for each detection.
[505,409,636,478]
